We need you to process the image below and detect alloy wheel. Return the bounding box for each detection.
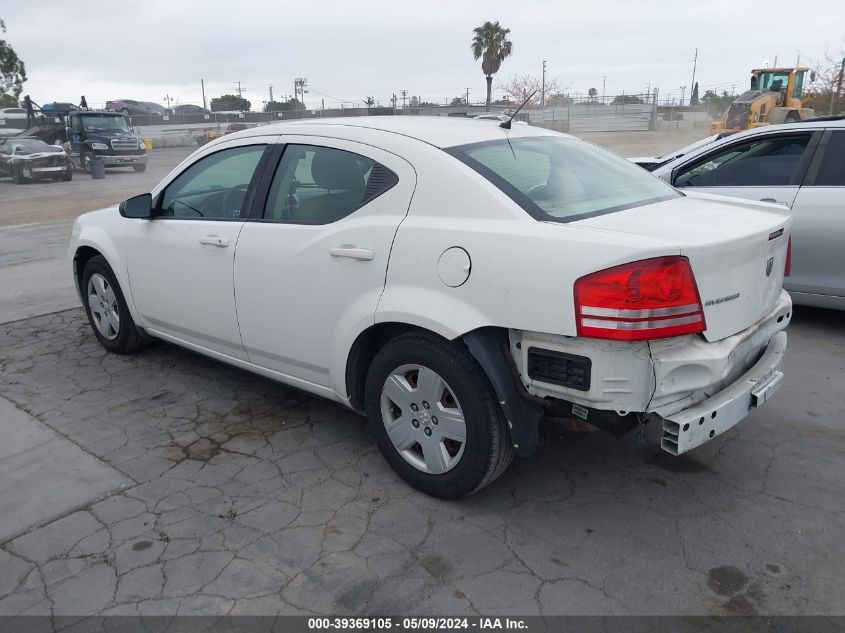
[380,364,467,474]
[86,273,120,340]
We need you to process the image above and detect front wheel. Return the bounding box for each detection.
[133,163,147,173]
[81,255,148,354]
[365,332,514,498]
[13,166,26,184]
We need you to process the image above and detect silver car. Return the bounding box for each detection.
[653,118,845,310]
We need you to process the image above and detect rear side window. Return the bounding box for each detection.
[262,145,398,224]
[675,134,812,187]
[446,136,678,223]
[815,131,845,186]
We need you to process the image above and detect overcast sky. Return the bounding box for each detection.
[3,0,844,109]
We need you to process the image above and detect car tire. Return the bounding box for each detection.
[133,163,147,173]
[81,151,95,173]
[364,331,514,498]
[13,166,26,184]
[62,169,73,182]
[81,255,148,354]
[784,112,800,123]
[120,108,130,115]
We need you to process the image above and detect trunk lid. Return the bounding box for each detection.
[572,192,792,341]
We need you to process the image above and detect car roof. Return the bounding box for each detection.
[225,115,558,149]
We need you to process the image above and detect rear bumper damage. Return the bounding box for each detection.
[508,291,792,454]
[660,331,786,454]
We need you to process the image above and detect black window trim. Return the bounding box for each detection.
[152,143,274,222]
[248,141,399,225]
[802,129,845,187]
[672,130,823,189]
[445,137,678,224]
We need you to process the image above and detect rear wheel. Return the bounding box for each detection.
[81,255,147,354]
[364,332,514,498]
[784,112,800,123]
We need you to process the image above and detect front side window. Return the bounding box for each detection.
[815,131,845,186]
[263,144,398,224]
[675,134,812,187]
[159,145,265,219]
[447,136,679,222]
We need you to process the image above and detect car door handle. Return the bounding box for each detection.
[760,198,790,208]
[329,246,374,261]
[199,235,229,247]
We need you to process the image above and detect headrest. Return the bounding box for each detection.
[311,150,365,191]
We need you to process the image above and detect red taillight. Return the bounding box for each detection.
[574,256,706,341]
[784,237,792,277]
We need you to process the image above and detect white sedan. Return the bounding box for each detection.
[69,117,792,497]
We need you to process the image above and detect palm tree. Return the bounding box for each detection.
[471,21,513,108]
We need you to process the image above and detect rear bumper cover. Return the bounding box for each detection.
[660,330,786,454]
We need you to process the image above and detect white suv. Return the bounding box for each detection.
[69,117,792,497]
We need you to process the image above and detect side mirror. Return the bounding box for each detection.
[119,193,153,219]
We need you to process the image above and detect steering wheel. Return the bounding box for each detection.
[223,186,248,219]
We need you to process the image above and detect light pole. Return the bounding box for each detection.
[602,76,606,104]
[541,60,547,108]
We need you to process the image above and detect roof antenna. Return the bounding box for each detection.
[500,90,538,129]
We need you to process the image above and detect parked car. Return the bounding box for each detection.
[628,131,736,171]
[142,102,167,116]
[224,122,247,134]
[171,104,210,115]
[653,118,845,310]
[40,102,79,117]
[0,107,27,120]
[0,137,73,183]
[106,100,165,116]
[69,117,791,497]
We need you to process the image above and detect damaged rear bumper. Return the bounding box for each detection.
[660,331,786,454]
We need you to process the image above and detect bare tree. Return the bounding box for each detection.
[498,74,561,107]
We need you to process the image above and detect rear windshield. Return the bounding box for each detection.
[447,136,679,222]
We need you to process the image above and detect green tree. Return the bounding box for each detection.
[0,19,27,102]
[471,21,513,107]
[210,94,251,112]
[264,98,302,112]
[690,82,700,106]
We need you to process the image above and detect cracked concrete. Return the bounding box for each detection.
[0,306,842,616]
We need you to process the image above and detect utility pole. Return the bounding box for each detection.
[294,78,308,109]
[268,86,274,117]
[831,57,845,115]
[391,93,397,110]
[164,94,172,109]
[401,89,408,109]
[465,87,471,106]
[233,81,245,97]
[201,78,206,110]
[690,48,698,102]
[679,85,687,107]
[602,76,606,104]
[541,60,547,108]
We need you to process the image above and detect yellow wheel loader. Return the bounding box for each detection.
[711,67,815,133]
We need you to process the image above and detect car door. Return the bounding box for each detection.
[786,129,845,298]
[124,138,274,360]
[0,142,9,176]
[234,138,415,392]
[670,130,821,208]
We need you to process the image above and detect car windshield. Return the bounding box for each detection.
[447,136,679,222]
[81,115,131,133]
